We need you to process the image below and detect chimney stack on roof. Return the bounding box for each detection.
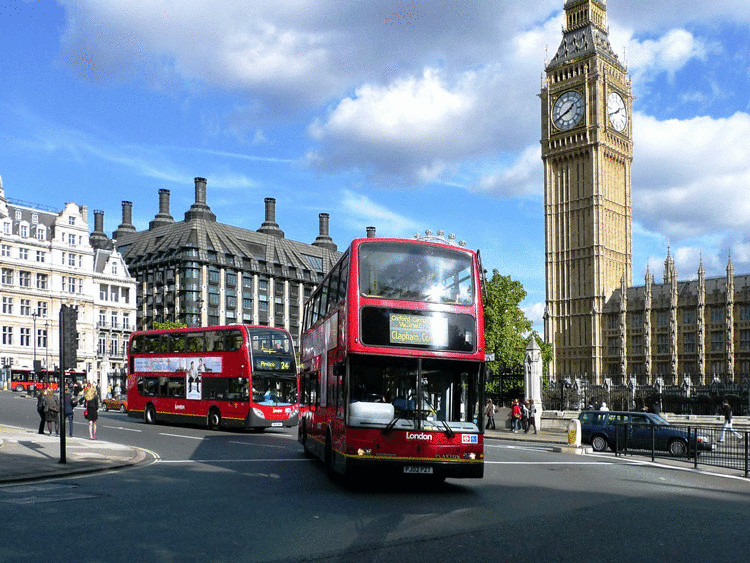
[184,177,216,222]
[312,212,337,251]
[366,226,377,238]
[90,209,110,250]
[149,188,175,230]
[113,200,136,240]
[257,197,284,238]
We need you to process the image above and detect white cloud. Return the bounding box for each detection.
[633,111,750,239]
[624,29,708,84]
[473,145,542,198]
[339,189,420,237]
[522,301,546,333]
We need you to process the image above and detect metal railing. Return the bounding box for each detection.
[607,423,749,478]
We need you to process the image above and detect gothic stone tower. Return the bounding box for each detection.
[541,0,633,382]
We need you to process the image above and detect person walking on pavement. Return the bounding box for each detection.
[45,387,60,436]
[36,390,47,434]
[63,386,75,437]
[520,400,529,432]
[511,399,522,432]
[484,399,496,430]
[526,399,538,434]
[84,383,99,440]
[718,399,742,443]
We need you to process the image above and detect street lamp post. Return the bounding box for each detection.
[44,319,49,375]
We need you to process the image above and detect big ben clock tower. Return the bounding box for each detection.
[541,0,633,382]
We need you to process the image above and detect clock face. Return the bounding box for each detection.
[552,90,584,130]
[607,91,627,132]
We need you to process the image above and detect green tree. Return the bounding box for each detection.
[483,270,532,376]
[153,321,188,330]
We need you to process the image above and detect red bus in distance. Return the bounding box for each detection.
[299,236,486,480]
[9,369,88,393]
[127,325,298,430]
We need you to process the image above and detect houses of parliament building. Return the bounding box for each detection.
[542,0,750,386]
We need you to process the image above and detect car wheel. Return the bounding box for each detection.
[103,403,109,412]
[669,439,688,456]
[591,435,608,452]
[14,385,24,393]
[144,404,156,425]
[119,404,126,413]
[207,408,221,430]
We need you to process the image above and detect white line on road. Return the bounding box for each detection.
[228,441,285,448]
[159,433,204,440]
[101,425,142,432]
[485,461,613,465]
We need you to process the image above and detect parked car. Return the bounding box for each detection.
[103,395,128,413]
[578,410,714,456]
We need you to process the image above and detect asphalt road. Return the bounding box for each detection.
[2,391,750,562]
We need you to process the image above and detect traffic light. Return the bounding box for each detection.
[61,305,78,370]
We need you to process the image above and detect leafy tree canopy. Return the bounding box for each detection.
[152,321,188,330]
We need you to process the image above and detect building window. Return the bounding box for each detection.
[123,314,130,330]
[0,244,9,257]
[36,227,46,241]
[1,297,12,314]
[2,326,13,345]
[20,327,30,347]
[37,329,47,348]
[122,288,130,304]
[3,222,10,234]
[19,271,31,287]
[68,216,76,225]
[19,248,28,260]
[20,224,28,238]
[36,302,47,318]
[111,312,118,328]
[656,311,668,327]
[1,268,13,285]
[100,284,108,301]
[683,309,696,325]
[32,213,38,224]
[711,307,724,324]
[630,335,643,356]
[20,299,31,316]
[740,330,750,351]
[112,262,118,275]
[15,210,21,220]
[741,307,750,322]
[683,332,696,353]
[36,250,46,262]
[99,310,106,327]
[110,288,119,302]
[656,334,669,354]
[36,273,48,290]
[68,233,76,246]
[68,253,76,266]
[711,331,724,353]
[98,337,106,355]
[110,338,119,356]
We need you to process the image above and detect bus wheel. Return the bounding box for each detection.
[144,404,156,425]
[208,408,221,430]
[14,385,23,393]
[301,423,312,458]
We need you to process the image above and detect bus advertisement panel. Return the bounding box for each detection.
[299,237,486,480]
[127,325,298,430]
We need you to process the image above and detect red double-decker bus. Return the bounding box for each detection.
[299,236,486,480]
[10,369,88,393]
[127,325,299,430]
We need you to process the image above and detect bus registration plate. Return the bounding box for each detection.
[403,466,433,474]
[271,422,283,427]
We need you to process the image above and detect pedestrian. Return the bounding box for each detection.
[484,399,496,430]
[63,386,75,437]
[511,399,522,432]
[36,390,47,434]
[651,401,661,416]
[526,399,538,434]
[718,399,741,443]
[520,400,529,432]
[599,401,609,412]
[96,380,102,404]
[84,384,99,440]
[45,387,60,436]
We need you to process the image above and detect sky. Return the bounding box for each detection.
[1,0,749,334]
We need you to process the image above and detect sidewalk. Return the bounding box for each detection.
[484,426,569,445]
[0,424,155,484]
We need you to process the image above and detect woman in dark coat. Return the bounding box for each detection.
[84,384,99,440]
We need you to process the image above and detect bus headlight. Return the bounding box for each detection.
[252,408,265,419]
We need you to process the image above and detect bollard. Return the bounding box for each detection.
[567,418,581,447]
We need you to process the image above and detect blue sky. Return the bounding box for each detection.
[1,0,749,333]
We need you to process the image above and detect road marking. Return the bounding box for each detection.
[228,441,286,448]
[485,461,614,465]
[101,425,142,432]
[159,432,204,440]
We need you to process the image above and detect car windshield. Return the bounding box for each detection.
[649,414,669,426]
